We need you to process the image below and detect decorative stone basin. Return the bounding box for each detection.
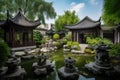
[58,57,79,80]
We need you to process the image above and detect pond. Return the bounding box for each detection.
[21,49,119,80]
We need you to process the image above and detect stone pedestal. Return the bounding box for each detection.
[58,67,79,80]
[85,62,114,75]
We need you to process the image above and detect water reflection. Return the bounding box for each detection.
[53,60,95,80]
[56,75,95,80]
[40,61,117,80]
[79,75,95,80]
[39,69,116,80]
[54,62,95,80]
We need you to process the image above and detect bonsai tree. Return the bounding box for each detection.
[53,33,60,40]
[0,39,10,68]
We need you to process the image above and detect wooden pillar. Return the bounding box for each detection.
[75,32,77,42]
[12,28,15,47]
[78,32,79,43]
[74,32,75,41]
[31,30,34,45]
[10,27,14,47]
[3,30,6,42]
[100,29,103,38]
[72,31,74,41]
[114,29,118,43]
[77,32,79,42]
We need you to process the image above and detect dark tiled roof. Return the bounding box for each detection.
[10,11,40,27]
[65,16,100,29]
[0,10,40,28]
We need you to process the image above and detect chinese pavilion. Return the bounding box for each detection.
[65,16,101,43]
[0,9,40,47]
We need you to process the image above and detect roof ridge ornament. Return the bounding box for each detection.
[98,17,101,22]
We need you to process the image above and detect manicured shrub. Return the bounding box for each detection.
[64,33,71,41]
[72,41,80,50]
[0,39,10,68]
[67,41,72,49]
[53,34,60,40]
[66,41,80,50]
[54,41,60,47]
[86,37,113,46]
[84,48,95,54]
[61,38,67,45]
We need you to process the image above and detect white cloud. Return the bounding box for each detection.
[69,3,85,14]
[70,2,76,6]
[89,0,98,5]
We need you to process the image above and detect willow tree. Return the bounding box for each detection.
[102,0,120,25]
[55,10,79,31]
[0,0,56,23]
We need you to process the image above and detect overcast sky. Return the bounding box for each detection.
[45,0,103,24]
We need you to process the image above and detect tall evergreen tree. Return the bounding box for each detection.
[102,0,120,25]
[0,0,56,23]
[55,10,79,31]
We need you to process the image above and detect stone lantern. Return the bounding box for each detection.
[85,42,116,76]
[58,57,79,80]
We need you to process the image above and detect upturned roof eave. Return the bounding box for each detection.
[9,11,41,28]
[65,16,100,29]
[9,19,40,28]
